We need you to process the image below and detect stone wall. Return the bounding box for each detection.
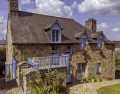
[17,61,67,94]
[13,44,77,64]
[13,43,115,84]
[85,18,96,32]
[71,43,115,82]
[9,0,18,16]
[17,61,31,87]
[6,20,13,64]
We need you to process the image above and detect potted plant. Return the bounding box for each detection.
[96,76,101,82]
[98,49,103,53]
[0,78,3,83]
[104,75,111,80]
[81,50,88,54]
[82,76,87,83]
[96,72,101,75]
[91,76,95,83]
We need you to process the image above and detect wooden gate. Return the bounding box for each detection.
[5,58,16,82]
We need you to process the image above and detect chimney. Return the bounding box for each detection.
[85,18,96,32]
[8,0,18,16]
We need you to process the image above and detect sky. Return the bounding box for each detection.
[0,0,120,41]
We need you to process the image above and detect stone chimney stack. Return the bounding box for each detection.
[8,0,18,16]
[85,18,96,32]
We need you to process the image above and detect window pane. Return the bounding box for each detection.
[52,46,58,55]
[52,30,60,42]
[80,38,86,50]
[56,36,58,41]
[65,45,72,54]
[78,64,81,73]
[56,31,59,41]
[52,31,55,42]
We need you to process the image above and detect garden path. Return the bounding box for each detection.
[68,79,120,94]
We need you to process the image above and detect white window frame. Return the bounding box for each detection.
[97,63,101,73]
[97,34,104,50]
[52,45,59,56]
[51,30,60,42]
[79,32,88,51]
[50,22,62,43]
[65,45,72,55]
[80,38,88,50]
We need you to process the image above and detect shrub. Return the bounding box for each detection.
[28,70,69,94]
[104,75,111,80]
[0,47,6,77]
[96,76,101,82]
[0,47,6,62]
[91,76,95,83]
[0,62,5,77]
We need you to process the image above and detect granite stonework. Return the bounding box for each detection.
[71,44,115,82]
[12,44,79,64]
[12,43,115,84]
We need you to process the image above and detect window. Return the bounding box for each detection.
[65,45,72,55]
[97,63,101,74]
[52,30,60,42]
[97,38,103,50]
[52,46,59,55]
[78,63,87,73]
[79,33,88,50]
[80,38,87,50]
[97,34,104,50]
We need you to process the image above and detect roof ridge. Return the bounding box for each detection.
[18,11,74,20]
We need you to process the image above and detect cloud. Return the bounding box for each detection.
[78,0,120,16]
[27,0,73,18]
[71,1,78,9]
[0,16,7,40]
[21,0,33,5]
[116,35,120,39]
[112,27,120,32]
[97,23,109,31]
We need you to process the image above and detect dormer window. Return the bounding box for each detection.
[79,32,89,50]
[52,30,59,42]
[80,38,87,50]
[97,34,104,50]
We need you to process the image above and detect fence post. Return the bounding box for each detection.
[5,62,7,82]
[37,63,39,70]
[50,56,51,71]
[15,61,16,79]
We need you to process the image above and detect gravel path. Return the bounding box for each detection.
[68,79,120,94]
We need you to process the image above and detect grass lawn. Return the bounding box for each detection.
[97,84,120,94]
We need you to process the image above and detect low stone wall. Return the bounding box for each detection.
[17,61,67,94]
[17,61,31,87]
[23,69,40,94]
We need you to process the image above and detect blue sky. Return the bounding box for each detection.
[0,0,120,41]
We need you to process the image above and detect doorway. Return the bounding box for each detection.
[78,63,87,80]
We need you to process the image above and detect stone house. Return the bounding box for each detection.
[7,0,115,84]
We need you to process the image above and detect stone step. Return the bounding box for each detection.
[12,87,23,94]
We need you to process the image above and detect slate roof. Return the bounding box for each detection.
[9,11,113,44]
[0,40,6,45]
